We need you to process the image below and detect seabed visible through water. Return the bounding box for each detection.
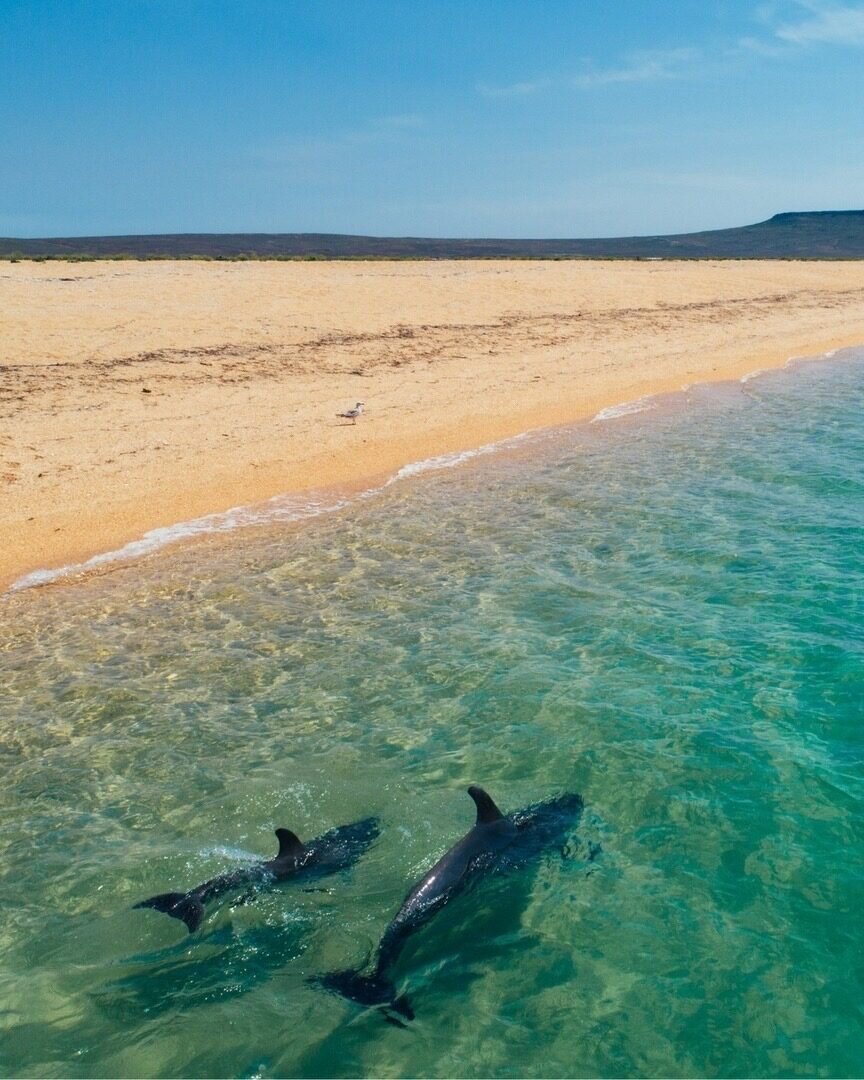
[1,352,862,1077]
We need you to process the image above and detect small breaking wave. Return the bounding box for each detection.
[388,447,493,482]
[591,397,656,422]
[742,348,839,386]
[387,432,532,483]
[740,368,769,384]
[8,433,538,593]
[9,494,357,592]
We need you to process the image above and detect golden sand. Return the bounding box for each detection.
[4,258,864,589]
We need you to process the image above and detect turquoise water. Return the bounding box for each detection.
[1,354,862,1078]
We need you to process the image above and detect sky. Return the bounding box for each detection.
[1,0,863,238]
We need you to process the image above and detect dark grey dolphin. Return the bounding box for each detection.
[318,786,584,1019]
[135,817,380,933]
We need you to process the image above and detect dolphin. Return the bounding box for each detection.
[318,786,584,1020]
[135,816,380,933]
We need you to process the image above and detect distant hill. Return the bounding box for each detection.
[4,211,864,260]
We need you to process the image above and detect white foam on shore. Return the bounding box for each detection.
[388,447,492,482]
[591,397,656,422]
[386,431,532,483]
[9,494,356,592]
[741,348,838,385]
[8,432,538,593]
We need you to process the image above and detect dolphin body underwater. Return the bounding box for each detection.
[135,817,380,933]
[318,785,585,1020]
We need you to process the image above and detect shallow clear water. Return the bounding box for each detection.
[1,354,862,1078]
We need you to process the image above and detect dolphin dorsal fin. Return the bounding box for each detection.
[467,785,504,825]
[275,828,304,858]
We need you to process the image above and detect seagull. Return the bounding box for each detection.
[337,401,365,425]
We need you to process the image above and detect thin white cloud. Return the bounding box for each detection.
[479,48,701,100]
[477,78,552,99]
[479,5,864,107]
[735,34,791,57]
[571,47,700,87]
[774,2,864,45]
[251,115,423,169]
[375,113,424,129]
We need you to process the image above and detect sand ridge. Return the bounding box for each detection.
[4,258,864,590]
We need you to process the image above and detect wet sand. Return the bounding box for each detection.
[4,258,864,590]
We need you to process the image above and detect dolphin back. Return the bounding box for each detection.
[502,791,585,867]
[134,891,206,933]
[305,816,381,873]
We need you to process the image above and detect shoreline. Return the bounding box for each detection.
[6,259,864,592]
[7,341,861,595]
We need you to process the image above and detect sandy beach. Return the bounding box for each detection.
[4,257,864,590]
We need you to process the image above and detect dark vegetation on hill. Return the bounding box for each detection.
[3,211,864,260]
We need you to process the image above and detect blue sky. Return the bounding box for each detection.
[1,0,863,237]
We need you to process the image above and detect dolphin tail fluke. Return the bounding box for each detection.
[316,969,414,1021]
[134,891,206,933]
